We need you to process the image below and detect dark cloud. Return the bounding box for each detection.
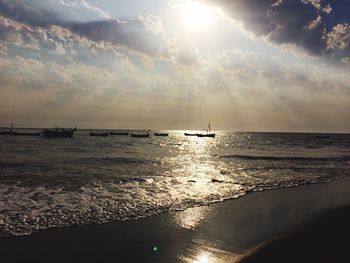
[0,0,60,27]
[70,18,166,56]
[0,0,166,56]
[0,0,110,26]
[267,1,326,55]
[205,0,350,60]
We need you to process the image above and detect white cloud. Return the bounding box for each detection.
[167,36,200,66]
[307,15,322,30]
[326,23,350,50]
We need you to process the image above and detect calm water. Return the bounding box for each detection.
[0,130,350,236]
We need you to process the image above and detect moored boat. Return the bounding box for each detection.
[196,133,215,138]
[154,132,168,137]
[110,131,129,136]
[131,133,150,138]
[0,124,13,135]
[12,131,41,136]
[42,127,76,138]
[0,130,12,135]
[90,132,109,137]
[195,123,216,138]
[184,133,196,136]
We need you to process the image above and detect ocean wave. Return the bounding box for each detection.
[1,131,350,237]
[70,157,150,165]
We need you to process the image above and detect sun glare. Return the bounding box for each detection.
[182,1,213,29]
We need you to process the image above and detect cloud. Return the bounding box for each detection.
[0,0,110,26]
[340,57,350,64]
[0,1,350,131]
[69,17,167,56]
[167,37,200,66]
[203,0,350,60]
[326,23,350,50]
[301,0,332,13]
[0,0,167,56]
[307,15,322,30]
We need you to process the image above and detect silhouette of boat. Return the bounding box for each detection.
[196,133,215,138]
[12,131,41,136]
[196,123,216,138]
[184,133,196,136]
[110,131,129,136]
[42,127,76,138]
[131,133,150,138]
[154,132,168,137]
[0,130,12,135]
[90,132,109,137]
[0,124,13,135]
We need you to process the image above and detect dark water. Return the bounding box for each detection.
[0,130,349,236]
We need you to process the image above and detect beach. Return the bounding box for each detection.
[239,205,350,263]
[1,176,350,262]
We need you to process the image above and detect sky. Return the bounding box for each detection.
[0,0,349,132]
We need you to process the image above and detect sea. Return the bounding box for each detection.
[0,130,350,236]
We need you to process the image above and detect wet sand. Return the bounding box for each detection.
[239,205,350,263]
[1,177,350,262]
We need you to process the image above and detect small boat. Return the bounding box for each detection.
[90,132,109,137]
[154,132,168,137]
[184,133,197,136]
[110,131,129,136]
[196,133,215,138]
[196,123,216,138]
[12,131,41,136]
[0,131,12,135]
[0,124,13,135]
[0,130,13,135]
[131,133,150,138]
[42,127,76,138]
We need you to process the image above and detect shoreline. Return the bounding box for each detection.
[1,176,350,262]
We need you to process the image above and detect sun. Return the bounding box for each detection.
[182,1,214,29]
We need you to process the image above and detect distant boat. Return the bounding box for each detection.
[0,130,12,135]
[42,127,76,138]
[110,131,129,136]
[90,131,109,137]
[131,133,150,138]
[196,123,216,138]
[196,133,215,138]
[12,131,41,136]
[0,124,13,135]
[184,133,197,136]
[154,132,168,137]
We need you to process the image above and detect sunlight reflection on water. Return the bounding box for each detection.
[171,206,214,230]
[1,130,349,236]
[181,246,240,263]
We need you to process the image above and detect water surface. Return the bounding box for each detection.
[0,130,349,236]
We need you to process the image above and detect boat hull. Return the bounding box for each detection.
[110,132,129,136]
[42,129,75,138]
[154,133,168,137]
[12,131,41,136]
[0,131,12,135]
[90,132,109,137]
[131,134,150,138]
[196,133,215,138]
[184,133,196,136]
